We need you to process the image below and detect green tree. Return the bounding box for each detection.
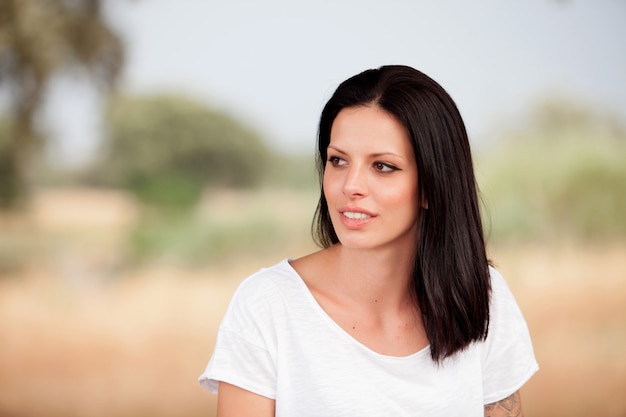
[478,98,626,242]
[91,93,272,208]
[0,0,123,208]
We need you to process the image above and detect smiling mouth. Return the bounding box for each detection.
[342,211,372,220]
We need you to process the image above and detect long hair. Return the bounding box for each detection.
[312,65,491,363]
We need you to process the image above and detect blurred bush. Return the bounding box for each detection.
[129,206,283,266]
[478,98,626,243]
[73,93,318,266]
[86,94,273,209]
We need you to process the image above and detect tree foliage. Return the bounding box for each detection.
[91,93,273,208]
[0,0,123,208]
[478,98,626,242]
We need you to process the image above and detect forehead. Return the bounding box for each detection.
[329,106,412,154]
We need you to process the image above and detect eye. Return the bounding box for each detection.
[374,161,398,173]
[327,155,346,167]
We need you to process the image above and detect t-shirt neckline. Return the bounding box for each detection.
[282,258,431,361]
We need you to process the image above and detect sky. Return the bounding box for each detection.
[43,0,626,166]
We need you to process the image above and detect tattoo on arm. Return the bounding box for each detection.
[484,390,523,417]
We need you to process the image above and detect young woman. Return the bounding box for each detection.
[199,65,538,416]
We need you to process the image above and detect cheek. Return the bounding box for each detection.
[382,180,420,215]
[322,170,339,199]
[380,178,418,201]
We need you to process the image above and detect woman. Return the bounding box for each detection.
[199,65,538,416]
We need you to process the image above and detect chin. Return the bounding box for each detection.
[335,235,385,251]
[335,229,418,253]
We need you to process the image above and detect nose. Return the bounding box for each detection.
[342,165,368,198]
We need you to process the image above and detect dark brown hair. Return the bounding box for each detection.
[313,65,491,363]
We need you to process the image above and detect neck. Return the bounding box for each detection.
[330,243,416,310]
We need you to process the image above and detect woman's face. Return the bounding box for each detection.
[323,105,421,251]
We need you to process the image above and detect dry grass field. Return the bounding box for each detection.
[489,244,626,417]
[0,188,624,417]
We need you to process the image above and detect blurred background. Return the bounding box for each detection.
[0,0,625,416]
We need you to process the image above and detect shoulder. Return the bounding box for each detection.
[488,266,508,293]
[232,259,302,303]
[234,260,292,295]
[289,246,338,290]
[487,266,524,319]
[220,259,302,331]
[481,266,539,403]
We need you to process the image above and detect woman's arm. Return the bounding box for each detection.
[484,390,523,417]
[216,382,276,417]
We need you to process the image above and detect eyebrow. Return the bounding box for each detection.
[327,145,405,159]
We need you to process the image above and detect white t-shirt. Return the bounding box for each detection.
[199,259,538,416]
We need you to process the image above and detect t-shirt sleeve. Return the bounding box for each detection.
[481,267,539,404]
[198,272,279,399]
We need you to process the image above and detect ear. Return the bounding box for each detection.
[421,190,428,209]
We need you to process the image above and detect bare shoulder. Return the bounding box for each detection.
[484,390,523,417]
[290,246,338,286]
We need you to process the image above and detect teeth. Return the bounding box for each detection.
[343,211,371,220]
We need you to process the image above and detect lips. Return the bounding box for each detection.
[338,207,376,229]
[342,211,372,220]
